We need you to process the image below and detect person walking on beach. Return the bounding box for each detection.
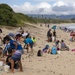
[48,24,49,28]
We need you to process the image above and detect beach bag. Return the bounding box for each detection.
[37,50,42,56]
[51,46,57,54]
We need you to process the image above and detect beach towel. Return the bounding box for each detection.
[71,49,75,52]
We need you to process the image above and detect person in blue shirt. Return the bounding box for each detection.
[3,35,23,54]
[51,45,57,54]
[24,36,33,53]
[3,35,23,73]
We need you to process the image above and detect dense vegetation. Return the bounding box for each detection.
[0,4,75,26]
[0,4,37,26]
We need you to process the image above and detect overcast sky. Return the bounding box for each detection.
[0,0,75,15]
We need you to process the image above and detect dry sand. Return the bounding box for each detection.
[0,23,75,75]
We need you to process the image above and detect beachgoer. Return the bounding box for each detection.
[10,50,23,73]
[0,29,2,46]
[15,34,22,44]
[53,30,56,42]
[42,45,50,53]
[19,27,24,34]
[24,36,34,53]
[55,40,60,48]
[47,29,52,42]
[25,31,30,39]
[32,37,36,46]
[6,48,19,69]
[60,40,69,51]
[48,24,49,28]
[3,36,23,73]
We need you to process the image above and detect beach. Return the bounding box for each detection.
[0,23,75,75]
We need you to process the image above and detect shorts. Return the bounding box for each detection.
[11,57,21,61]
[29,43,34,48]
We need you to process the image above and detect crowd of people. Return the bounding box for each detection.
[0,27,70,73]
[0,27,37,73]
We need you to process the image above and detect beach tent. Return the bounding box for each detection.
[51,25,57,30]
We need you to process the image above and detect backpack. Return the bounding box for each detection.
[37,50,42,56]
[51,46,57,54]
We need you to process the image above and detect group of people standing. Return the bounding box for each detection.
[47,29,56,42]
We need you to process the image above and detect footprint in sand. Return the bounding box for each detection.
[44,66,47,68]
[59,73,63,75]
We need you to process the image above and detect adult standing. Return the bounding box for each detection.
[47,29,52,42]
[53,30,56,42]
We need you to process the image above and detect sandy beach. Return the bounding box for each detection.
[0,23,75,75]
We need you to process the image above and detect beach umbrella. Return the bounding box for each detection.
[51,25,57,30]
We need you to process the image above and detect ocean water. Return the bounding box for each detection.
[59,23,75,30]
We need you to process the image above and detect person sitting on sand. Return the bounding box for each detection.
[60,40,69,51]
[42,45,50,53]
[55,40,60,48]
[51,45,57,54]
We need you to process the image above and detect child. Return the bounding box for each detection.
[10,50,23,73]
[6,48,19,69]
[32,37,36,46]
[42,45,50,53]
[55,40,60,48]
[3,35,23,73]
[24,36,34,53]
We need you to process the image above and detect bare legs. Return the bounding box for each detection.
[10,59,23,73]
